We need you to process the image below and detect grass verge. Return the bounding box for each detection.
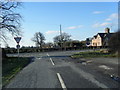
[2,57,31,87]
[71,51,117,59]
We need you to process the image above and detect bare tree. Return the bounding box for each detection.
[31,32,45,51]
[0,1,22,58]
[54,33,71,43]
[0,1,22,42]
[53,32,71,50]
[44,42,53,48]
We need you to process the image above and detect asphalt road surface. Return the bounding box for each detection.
[5,50,119,89]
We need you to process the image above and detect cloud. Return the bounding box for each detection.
[45,30,59,35]
[100,22,111,26]
[66,25,83,30]
[106,13,118,21]
[92,13,118,28]
[93,11,104,14]
[92,22,111,28]
[67,26,77,30]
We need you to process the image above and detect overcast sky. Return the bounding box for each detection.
[1,2,118,48]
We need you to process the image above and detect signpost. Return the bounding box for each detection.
[14,37,21,57]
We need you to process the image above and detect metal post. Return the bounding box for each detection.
[16,43,20,58]
[17,45,19,57]
[60,24,62,50]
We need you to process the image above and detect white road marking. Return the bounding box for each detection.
[99,65,113,70]
[47,53,55,65]
[47,53,50,56]
[57,73,67,90]
[50,58,55,65]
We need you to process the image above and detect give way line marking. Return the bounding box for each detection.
[50,58,55,65]
[47,53,55,65]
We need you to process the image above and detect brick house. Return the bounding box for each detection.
[91,28,114,47]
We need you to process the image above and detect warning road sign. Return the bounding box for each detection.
[14,37,21,43]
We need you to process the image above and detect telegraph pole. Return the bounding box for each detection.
[110,22,113,32]
[60,24,62,50]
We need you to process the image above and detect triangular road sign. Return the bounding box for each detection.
[14,37,21,43]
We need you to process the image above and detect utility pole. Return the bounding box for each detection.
[110,22,113,32]
[60,24,62,50]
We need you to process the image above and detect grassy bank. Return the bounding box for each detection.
[2,57,31,87]
[71,50,117,59]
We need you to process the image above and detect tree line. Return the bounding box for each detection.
[31,32,86,51]
[4,30,120,54]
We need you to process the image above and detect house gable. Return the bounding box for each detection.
[90,28,115,47]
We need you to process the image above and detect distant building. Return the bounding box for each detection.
[91,28,114,47]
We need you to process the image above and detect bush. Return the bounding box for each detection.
[2,48,7,59]
[109,31,120,53]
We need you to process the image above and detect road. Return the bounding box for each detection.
[5,50,119,89]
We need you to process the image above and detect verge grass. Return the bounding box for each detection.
[2,57,31,87]
[71,50,117,59]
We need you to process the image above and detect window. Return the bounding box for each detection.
[98,42,100,45]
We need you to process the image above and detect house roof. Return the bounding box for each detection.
[93,35,97,39]
[97,33,114,39]
[105,33,114,38]
[92,33,114,39]
[98,33,106,38]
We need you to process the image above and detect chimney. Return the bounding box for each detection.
[105,27,110,33]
